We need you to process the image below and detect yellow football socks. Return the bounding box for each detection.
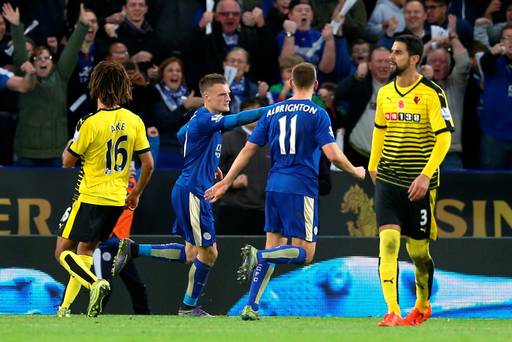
[406,237,434,313]
[59,251,97,290]
[379,229,401,315]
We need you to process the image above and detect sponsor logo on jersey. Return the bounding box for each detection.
[385,112,421,122]
[211,114,223,122]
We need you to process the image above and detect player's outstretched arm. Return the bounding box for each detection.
[322,142,366,180]
[204,142,259,202]
[126,151,154,210]
[222,105,272,129]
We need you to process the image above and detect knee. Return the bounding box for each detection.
[379,230,400,256]
[54,249,65,262]
[207,248,218,265]
[304,252,315,265]
[406,240,430,263]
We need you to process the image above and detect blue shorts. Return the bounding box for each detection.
[171,184,216,247]
[264,191,319,242]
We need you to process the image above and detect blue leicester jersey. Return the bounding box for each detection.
[176,107,225,196]
[249,99,335,197]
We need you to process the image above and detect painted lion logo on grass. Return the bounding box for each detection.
[340,185,377,237]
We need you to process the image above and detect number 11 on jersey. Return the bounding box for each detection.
[278,115,297,155]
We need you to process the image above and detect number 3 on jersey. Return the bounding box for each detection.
[105,135,128,174]
[278,115,297,155]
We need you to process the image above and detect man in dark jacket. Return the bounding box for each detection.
[335,46,391,167]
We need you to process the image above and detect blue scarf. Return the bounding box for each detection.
[155,82,188,111]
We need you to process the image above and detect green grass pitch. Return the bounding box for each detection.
[1,315,512,341]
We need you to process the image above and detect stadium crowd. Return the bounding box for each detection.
[0,0,511,170]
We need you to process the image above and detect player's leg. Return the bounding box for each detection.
[241,232,285,320]
[179,243,217,316]
[78,240,111,317]
[55,236,97,289]
[54,237,79,317]
[119,259,150,314]
[402,189,436,326]
[112,238,187,276]
[178,188,217,316]
[375,181,403,326]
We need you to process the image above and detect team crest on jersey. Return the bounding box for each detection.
[203,232,212,241]
[414,96,421,104]
[397,99,405,110]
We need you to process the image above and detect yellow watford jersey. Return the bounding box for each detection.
[68,107,150,206]
[374,75,454,189]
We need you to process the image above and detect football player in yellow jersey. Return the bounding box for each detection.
[368,35,454,327]
[53,61,154,318]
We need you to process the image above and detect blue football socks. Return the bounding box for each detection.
[139,243,186,264]
[183,258,211,307]
[257,245,306,265]
[247,262,275,311]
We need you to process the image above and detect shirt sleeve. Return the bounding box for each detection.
[197,113,225,133]
[0,69,13,91]
[69,119,93,156]
[374,87,387,128]
[248,115,268,146]
[134,116,150,154]
[315,109,336,147]
[429,87,455,134]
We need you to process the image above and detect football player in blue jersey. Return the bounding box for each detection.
[112,73,270,316]
[205,62,366,320]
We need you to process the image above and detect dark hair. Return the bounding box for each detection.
[319,81,337,93]
[89,61,132,107]
[370,45,390,60]
[394,34,424,61]
[158,57,186,86]
[500,23,512,38]
[199,73,227,95]
[30,45,52,62]
[291,62,316,89]
[289,0,312,11]
[240,97,268,111]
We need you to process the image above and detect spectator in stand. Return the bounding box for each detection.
[425,15,470,169]
[474,3,512,47]
[67,8,100,135]
[269,54,324,106]
[264,0,291,37]
[106,41,130,63]
[278,0,336,75]
[190,0,278,88]
[318,81,342,131]
[425,0,473,48]
[313,0,367,43]
[478,24,512,169]
[448,0,490,25]
[152,57,203,169]
[379,0,432,49]
[2,3,91,167]
[335,46,392,167]
[224,47,269,113]
[121,60,156,127]
[217,97,270,235]
[103,0,161,71]
[366,0,405,42]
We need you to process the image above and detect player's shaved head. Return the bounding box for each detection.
[89,61,132,107]
[291,62,317,89]
[199,73,228,95]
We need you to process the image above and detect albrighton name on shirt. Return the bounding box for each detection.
[267,103,318,117]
